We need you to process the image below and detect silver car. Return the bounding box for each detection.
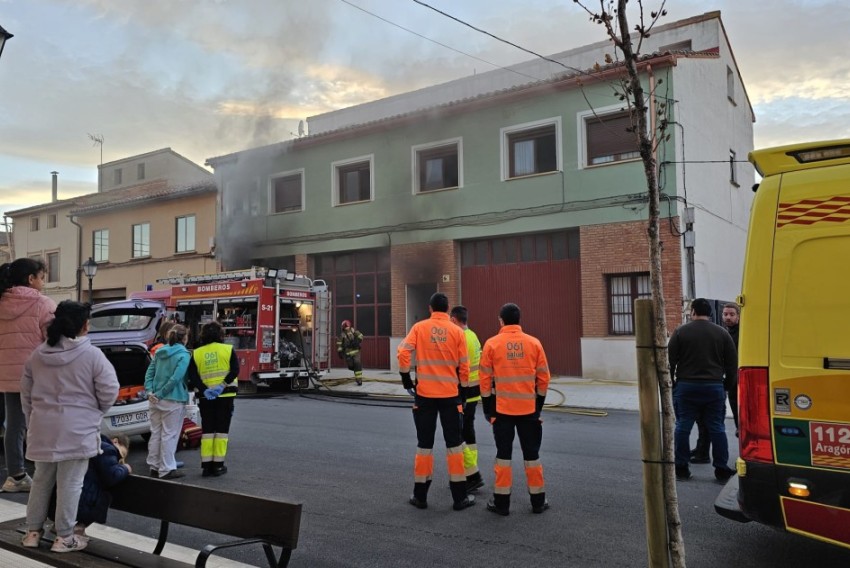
[88,299,167,440]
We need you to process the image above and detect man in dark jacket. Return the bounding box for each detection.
[692,302,740,463]
[668,298,737,482]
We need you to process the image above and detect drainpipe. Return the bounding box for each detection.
[68,214,83,301]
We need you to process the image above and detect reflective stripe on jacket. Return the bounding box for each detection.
[464,328,482,402]
[479,325,550,415]
[193,342,236,398]
[397,312,469,398]
[337,328,364,356]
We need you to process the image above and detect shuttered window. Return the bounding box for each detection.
[585,111,640,165]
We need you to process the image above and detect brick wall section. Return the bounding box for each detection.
[295,254,309,276]
[390,240,459,337]
[580,219,683,337]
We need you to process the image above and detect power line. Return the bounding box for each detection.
[337,0,541,82]
[411,0,583,75]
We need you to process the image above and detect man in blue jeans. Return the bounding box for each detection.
[668,298,738,482]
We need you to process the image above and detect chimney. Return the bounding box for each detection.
[51,171,58,202]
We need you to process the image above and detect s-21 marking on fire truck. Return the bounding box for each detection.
[155,267,332,392]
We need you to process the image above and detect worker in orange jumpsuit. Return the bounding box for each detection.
[398,292,474,511]
[479,302,551,516]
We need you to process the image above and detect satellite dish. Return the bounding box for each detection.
[298,120,305,137]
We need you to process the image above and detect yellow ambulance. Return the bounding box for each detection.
[715,140,850,548]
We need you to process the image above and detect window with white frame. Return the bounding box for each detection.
[333,156,373,205]
[132,223,150,258]
[175,215,196,253]
[270,170,304,213]
[47,214,57,229]
[93,229,109,262]
[46,251,59,283]
[224,178,261,217]
[501,118,560,180]
[413,139,461,192]
[30,217,39,232]
[608,273,651,335]
[580,107,641,167]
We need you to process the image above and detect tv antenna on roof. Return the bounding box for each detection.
[88,133,104,191]
[290,120,306,139]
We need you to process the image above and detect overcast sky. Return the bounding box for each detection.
[1,0,849,218]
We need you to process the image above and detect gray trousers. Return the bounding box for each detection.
[27,459,89,538]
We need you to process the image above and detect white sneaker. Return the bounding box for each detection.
[2,474,33,492]
[21,530,42,548]
[51,534,88,553]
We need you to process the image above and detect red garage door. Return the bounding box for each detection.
[460,231,582,376]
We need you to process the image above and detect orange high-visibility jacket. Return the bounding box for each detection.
[398,312,470,398]
[479,324,550,415]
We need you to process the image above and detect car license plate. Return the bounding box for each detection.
[111,410,148,428]
[810,421,850,469]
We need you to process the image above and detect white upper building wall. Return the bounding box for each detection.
[99,147,211,192]
[308,11,739,135]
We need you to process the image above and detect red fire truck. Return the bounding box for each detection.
[155,267,331,391]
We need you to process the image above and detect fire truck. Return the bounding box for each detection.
[155,267,331,391]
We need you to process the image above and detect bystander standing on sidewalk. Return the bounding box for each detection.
[668,298,737,482]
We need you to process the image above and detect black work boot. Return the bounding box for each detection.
[486,494,510,516]
[212,463,228,476]
[466,472,484,493]
[201,462,213,477]
[531,492,550,514]
[411,480,431,508]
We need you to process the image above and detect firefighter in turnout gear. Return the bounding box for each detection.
[188,321,240,477]
[480,303,551,516]
[337,320,364,386]
[450,305,484,493]
[398,293,475,511]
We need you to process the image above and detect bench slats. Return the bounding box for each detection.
[111,475,302,549]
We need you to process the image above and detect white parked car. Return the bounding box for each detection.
[88,299,168,440]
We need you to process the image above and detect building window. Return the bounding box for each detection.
[270,170,304,213]
[137,163,145,180]
[93,229,109,262]
[46,252,59,283]
[333,156,373,205]
[729,149,738,186]
[30,217,39,232]
[175,215,196,253]
[132,223,150,258]
[501,118,561,180]
[47,214,57,229]
[727,66,735,103]
[608,273,651,335]
[413,139,461,192]
[580,107,641,167]
[461,230,579,267]
[224,178,261,217]
[114,168,122,185]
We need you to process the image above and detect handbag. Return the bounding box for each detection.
[179,417,203,450]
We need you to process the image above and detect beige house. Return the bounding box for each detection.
[71,180,219,302]
[5,149,217,303]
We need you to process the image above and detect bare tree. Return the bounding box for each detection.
[573,1,685,565]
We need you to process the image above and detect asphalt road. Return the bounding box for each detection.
[3,393,850,567]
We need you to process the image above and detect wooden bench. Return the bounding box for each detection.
[0,474,302,568]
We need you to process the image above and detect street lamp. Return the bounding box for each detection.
[82,257,98,303]
[0,25,13,62]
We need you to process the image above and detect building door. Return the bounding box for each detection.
[460,231,582,376]
[405,283,437,332]
[315,249,391,369]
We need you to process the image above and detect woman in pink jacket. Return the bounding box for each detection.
[0,259,56,492]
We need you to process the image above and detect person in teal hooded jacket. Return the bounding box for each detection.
[143,324,190,480]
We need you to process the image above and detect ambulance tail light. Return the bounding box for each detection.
[739,367,773,464]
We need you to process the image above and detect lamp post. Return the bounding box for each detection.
[82,257,98,303]
[0,25,13,62]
